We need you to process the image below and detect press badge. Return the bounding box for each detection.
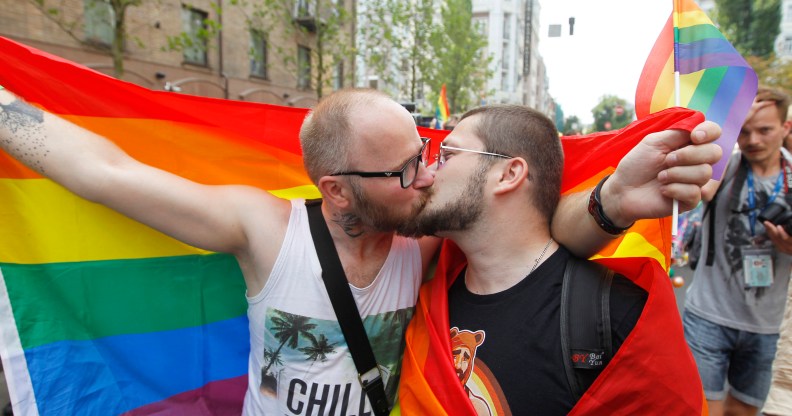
[741,246,774,287]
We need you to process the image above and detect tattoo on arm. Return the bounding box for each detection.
[333,213,364,238]
[0,99,49,173]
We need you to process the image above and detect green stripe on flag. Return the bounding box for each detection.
[687,67,728,112]
[678,24,725,43]
[2,253,247,349]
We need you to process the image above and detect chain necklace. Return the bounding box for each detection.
[464,237,555,294]
[528,237,554,276]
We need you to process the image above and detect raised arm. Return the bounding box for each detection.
[553,120,723,256]
[0,89,289,266]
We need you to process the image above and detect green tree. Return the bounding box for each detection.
[358,0,437,102]
[562,115,583,136]
[714,0,781,58]
[426,0,492,114]
[591,95,633,132]
[226,0,354,99]
[28,0,144,77]
[746,54,792,93]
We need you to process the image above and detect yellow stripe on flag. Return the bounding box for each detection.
[0,179,314,264]
[678,71,706,107]
[650,55,676,114]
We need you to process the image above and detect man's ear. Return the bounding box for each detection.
[493,157,529,195]
[783,119,792,137]
[317,176,352,208]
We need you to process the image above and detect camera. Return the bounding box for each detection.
[757,202,792,234]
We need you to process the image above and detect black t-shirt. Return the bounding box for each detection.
[447,246,647,416]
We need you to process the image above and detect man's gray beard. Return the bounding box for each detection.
[397,162,488,238]
[349,179,431,233]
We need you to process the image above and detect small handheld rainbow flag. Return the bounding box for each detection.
[435,84,450,129]
[635,0,758,179]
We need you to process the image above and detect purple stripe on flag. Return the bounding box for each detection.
[678,38,736,58]
[678,53,752,74]
[710,69,759,178]
[122,375,247,416]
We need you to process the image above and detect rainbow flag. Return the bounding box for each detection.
[0,35,701,414]
[0,36,452,415]
[398,109,708,415]
[435,84,450,129]
[635,0,758,178]
[0,36,316,415]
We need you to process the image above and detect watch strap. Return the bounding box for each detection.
[587,175,634,235]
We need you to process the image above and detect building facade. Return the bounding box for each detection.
[471,0,551,117]
[0,0,357,107]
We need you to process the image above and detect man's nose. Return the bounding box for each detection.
[748,131,763,144]
[411,162,435,189]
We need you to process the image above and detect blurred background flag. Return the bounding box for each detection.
[435,84,450,129]
[635,0,758,179]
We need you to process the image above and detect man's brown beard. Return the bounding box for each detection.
[397,161,489,238]
[349,179,432,233]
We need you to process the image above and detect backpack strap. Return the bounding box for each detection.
[304,199,391,416]
[560,256,614,401]
[701,155,746,267]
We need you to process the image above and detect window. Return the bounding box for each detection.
[502,44,510,72]
[333,61,344,90]
[787,4,792,21]
[298,46,312,90]
[503,13,511,40]
[84,0,114,46]
[473,14,488,37]
[295,0,313,17]
[182,6,208,66]
[250,30,267,78]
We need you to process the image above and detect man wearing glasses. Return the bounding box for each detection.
[398,104,710,414]
[0,88,719,414]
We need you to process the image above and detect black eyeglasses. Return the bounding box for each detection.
[331,137,431,189]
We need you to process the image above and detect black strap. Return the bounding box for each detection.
[702,156,747,267]
[560,256,613,401]
[304,199,390,416]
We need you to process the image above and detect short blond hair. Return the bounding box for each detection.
[299,88,390,184]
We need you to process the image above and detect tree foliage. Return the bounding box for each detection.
[28,0,144,77]
[591,95,633,132]
[746,54,792,93]
[357,0,436,103]
[714,0,781,58]
[226,0,353,99]
[425,0,491,114]
[562,115,583,136]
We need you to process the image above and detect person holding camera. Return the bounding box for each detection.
[684,87,792,416]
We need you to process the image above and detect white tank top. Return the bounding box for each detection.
[242,199,422,415]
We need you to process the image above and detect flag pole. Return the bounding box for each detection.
[672,0,681,236]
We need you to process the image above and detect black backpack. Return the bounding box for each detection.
[561,256,615,401]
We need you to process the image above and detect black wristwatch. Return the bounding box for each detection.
[587,175,634,235]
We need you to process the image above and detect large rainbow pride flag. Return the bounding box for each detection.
[635,0,758,179]
[0,34,700,414]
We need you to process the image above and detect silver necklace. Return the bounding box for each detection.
[464,237,555,294]
[528,237,554,276]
